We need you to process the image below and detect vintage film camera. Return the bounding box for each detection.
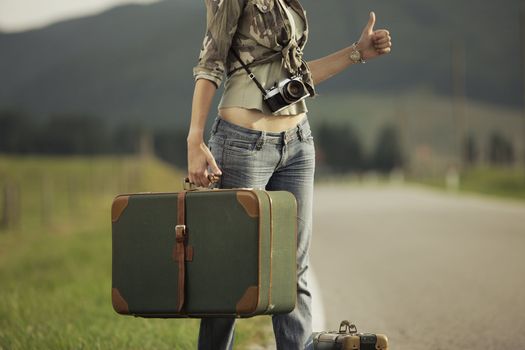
[229,47,312,115]
[263,74,311,115]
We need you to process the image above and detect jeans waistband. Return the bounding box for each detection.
[211,115,311,145]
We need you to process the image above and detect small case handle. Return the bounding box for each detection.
[339,320,358,334]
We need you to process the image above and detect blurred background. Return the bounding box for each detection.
[0,0,524,349]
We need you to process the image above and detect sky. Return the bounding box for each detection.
[0,0,160,33]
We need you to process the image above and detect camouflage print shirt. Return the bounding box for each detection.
[192,0,316,97]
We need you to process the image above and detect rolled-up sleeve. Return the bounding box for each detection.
[192,0,245,89]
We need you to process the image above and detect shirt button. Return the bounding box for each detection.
[262,5,268,10]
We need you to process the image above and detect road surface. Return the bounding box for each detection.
[310,184,525,349]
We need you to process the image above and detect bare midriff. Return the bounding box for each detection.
[218,107,306,133]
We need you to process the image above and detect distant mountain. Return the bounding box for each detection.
[0,1,203,127]
[0,0,523,128]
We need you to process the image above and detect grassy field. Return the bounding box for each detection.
[0,155,274,350]
[412,166,525,201]
[315,166,525,202]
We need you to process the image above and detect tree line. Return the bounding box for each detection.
[0,110,187,168]
[316,122,403,174]
[1,109,516,174]
[463,132,516,166]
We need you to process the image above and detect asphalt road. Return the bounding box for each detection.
[310,184,525,350]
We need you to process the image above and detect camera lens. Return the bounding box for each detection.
[283,80,306,101]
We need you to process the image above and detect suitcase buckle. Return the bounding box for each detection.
[175,225,186,241]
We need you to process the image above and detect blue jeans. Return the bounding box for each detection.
[198,115,316,350]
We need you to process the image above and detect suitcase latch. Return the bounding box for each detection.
[175,224,186,241]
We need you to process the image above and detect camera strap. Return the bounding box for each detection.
[229,48,268,96]
[228,0,300,95]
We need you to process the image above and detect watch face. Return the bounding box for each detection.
[350,50,361,62]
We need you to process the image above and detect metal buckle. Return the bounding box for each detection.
[175,225,186,242]
[183,178,194,191]
[248,72,255,80]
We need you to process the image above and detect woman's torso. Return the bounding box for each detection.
[219,0,308,132]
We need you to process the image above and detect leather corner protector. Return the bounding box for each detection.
[236,191,259,218]
[341,336,360,348]
[236,285,259,314]
[376,334,389,349]
[112,195,129,223]
[112,288,129,314]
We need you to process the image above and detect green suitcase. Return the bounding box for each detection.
[111,184,297,318]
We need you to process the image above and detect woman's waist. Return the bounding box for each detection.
[218,106,306,133]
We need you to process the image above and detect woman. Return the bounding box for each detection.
[187,0,392,348]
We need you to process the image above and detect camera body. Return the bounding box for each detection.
[263,75,310,115]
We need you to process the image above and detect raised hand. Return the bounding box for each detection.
[357,11,392,60]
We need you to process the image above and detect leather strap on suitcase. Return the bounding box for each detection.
[174,191,187,312]
[173,175,221,312]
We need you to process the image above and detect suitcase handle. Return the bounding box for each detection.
[183,174,221,191]
[339,320,358,334]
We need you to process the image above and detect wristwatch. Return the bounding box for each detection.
[349,42,366,64]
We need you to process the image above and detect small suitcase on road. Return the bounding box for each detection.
[313,320,389,350]
[111,178,297,318]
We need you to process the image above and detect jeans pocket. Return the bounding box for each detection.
[223,138,258,170]
[209,133,225,146]
[225,138,256,152]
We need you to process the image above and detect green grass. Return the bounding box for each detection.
[414,166,525,201]
[0,155,273,350]
[459,167,525,200]
[314,166,525,202]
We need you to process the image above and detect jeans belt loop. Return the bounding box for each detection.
[282,131,289,145]
[297,124,305,142]
[255,131,266,150]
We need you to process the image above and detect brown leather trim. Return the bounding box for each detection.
[111,195,129,223]
[178,191,186,227]
[235,189,262,314]
[236,191,259,218]
[376,334,389,349]
[112,288,129,314]
[185,246,194,261]
[236,286,259,314]
[171,245,193,262]
[175,191,187,312]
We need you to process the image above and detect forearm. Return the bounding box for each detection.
[307,44,360,86]
[187,78,217,145]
